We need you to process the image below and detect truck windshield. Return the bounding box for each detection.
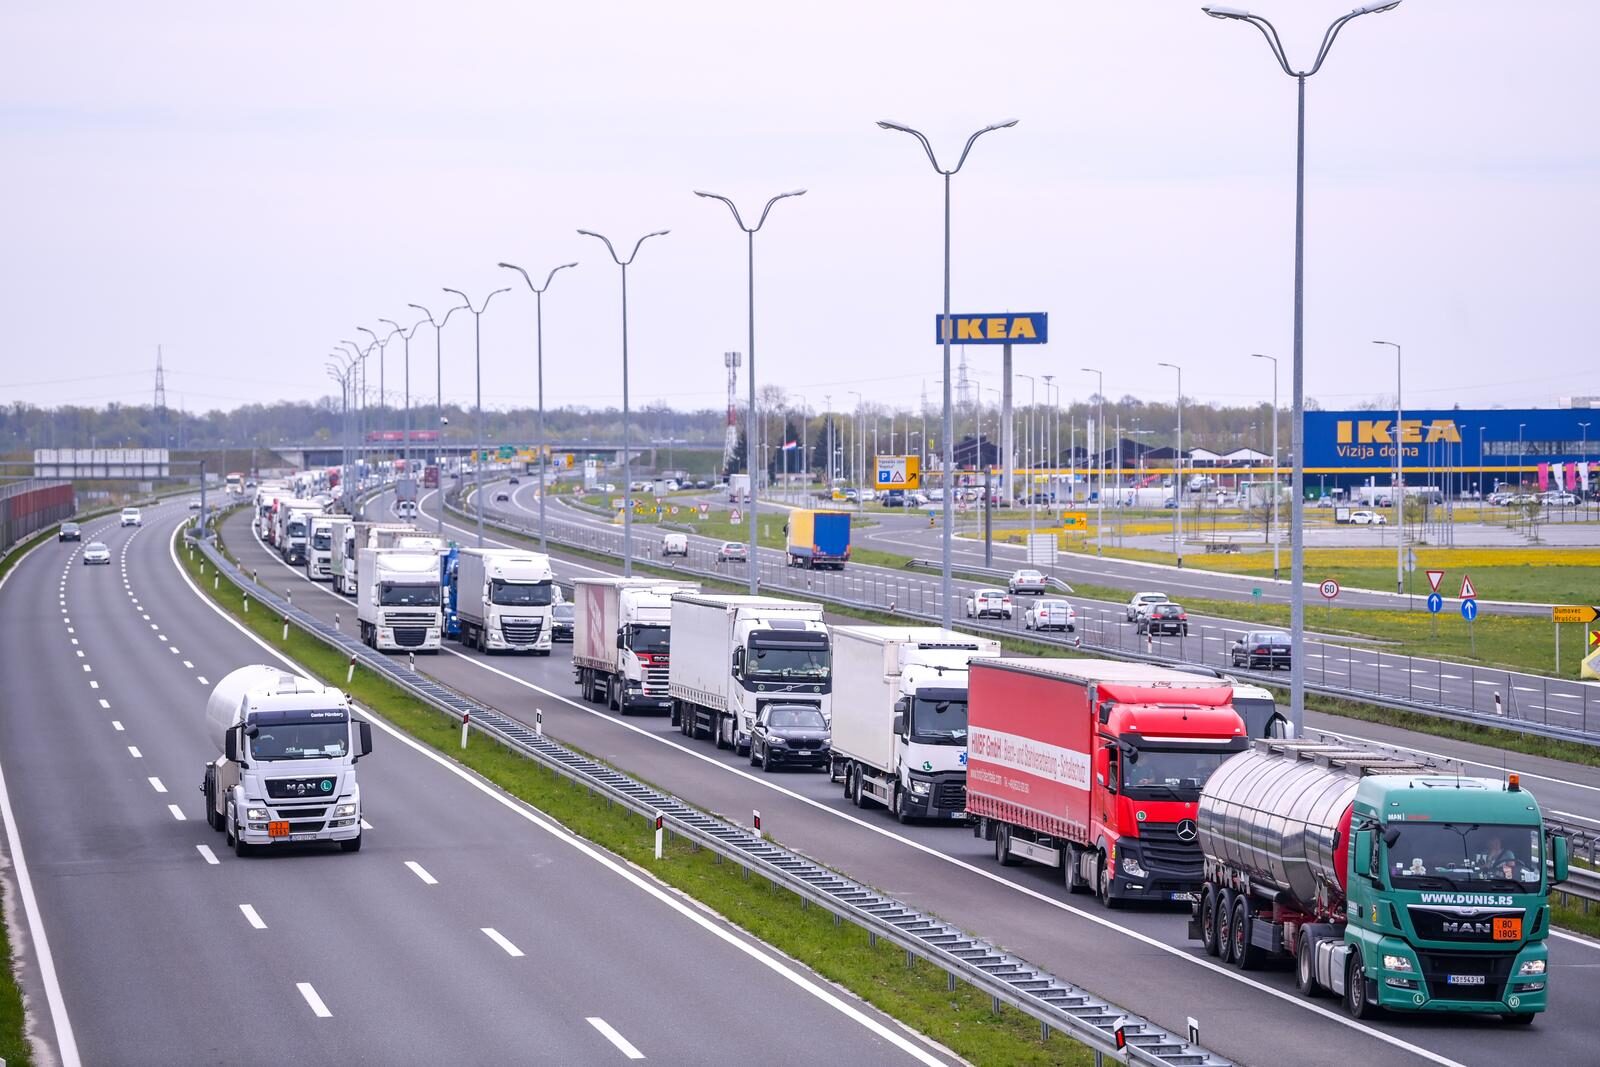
[490,579,552,607]
[911,689,968,745]
[1386,823,1543,891]
[748,643,830,679]
[287,521,306,538]
[313,532,331,550]
[1121,748,1234,799]
[628,624,670,654]
[250,721,348,760]
[379,582,441,607]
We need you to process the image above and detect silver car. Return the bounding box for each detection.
[1008,569,1048,595]
[82,541,112,565]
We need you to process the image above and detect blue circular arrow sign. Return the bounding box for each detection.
[1427,592,1443,614]
[1460,598,1479,621]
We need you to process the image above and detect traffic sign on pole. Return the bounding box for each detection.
[1552,605,1600,624]
[730,508,742,524]
[1459,574,1477,600]
[1591,630,1600,649]
[1427,593,1443,614]
[1460,598,1479,622]
[1425,569,1445,593]
[1319,579,1340,601]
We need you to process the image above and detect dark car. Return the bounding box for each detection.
[748,704,831,772]
[1231,630,1293,670]
[695,479,711,489]
[494,491,511,502]
[509,476,520,484]
[58,522,82,542]
[551,602,574,642]
[1138,602,1189,636]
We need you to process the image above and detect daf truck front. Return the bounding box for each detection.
[453,547,555,654]
[356,547,443,652]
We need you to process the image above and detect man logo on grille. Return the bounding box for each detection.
[1176,819,1198,844]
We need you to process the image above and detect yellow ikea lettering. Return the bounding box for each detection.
[956,318,985,341]
[1009,317,1038,340]
[1337,421,1354,444]
[1424,419,1462,443]
[987,318,1007,339]
[1357,420,1392,445]
[1398,420,1422,444]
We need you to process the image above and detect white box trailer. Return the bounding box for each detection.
[572,577,699,714]
[668,593,831,754]
[454,547,555,654]
[830,626,1000,821]
[199,664,371,855]
[356,547,443,652]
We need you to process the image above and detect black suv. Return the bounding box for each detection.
[1231,630,1293,670]
[58,522,82,542]
[748,704,831,772]
[1138,602,1189,636]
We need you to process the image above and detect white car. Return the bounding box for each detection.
[1125,591,1169,622]
[120,507,142,527]
[81,542,112,565]
[1350,510,1387,525]
[965,588,1013,620]
[661,532,688,557]
[1008,569,1048,595]
[1025,599,1076,633]
[396,500,419,519]
[187,498,202,510]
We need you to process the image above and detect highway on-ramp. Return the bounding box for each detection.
[0,499,953,1066]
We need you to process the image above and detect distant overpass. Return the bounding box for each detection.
[281,440,719,470]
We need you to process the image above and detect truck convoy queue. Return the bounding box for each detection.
[239,476,1572,1024]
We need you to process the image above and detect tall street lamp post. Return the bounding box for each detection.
[695,188,806,593]
[408,301,467,535]
[878,117,1017,628]
[1373,340,1404,594]
[1203,0,1401,733]
[441,286,511,548]
[1082,367,1104,555]
[379,316,426,480]
[1252,353,1280,579]
[577,228,669,577]
[499,260,579,552]
[1158,362,1184,566]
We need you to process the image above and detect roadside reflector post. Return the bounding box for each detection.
[1113,1016,1128,1052]
[1494,692,1503,716]
[334,612,340,629]
[460,710,470,749]
[281,618,288,641]
[535,708,543,736]
[346,654,355,685]
[654,812,664,860]
[243,593,249,613]
[1187,1016,1199,1046]
[408,651,415,672]
[752,809,761,837]
[286,589,292,607]
[213,574,218,590]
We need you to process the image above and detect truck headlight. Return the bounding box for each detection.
[1382,954,1414,973]
[1120,854,1149,878]
[334,803,357,818]
[909,779,931,796]
[246,808,268,820]
[1517,959,1546,976]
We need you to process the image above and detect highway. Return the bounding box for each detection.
[472,481,1599,740]
[0,498,955,1066]
[222,482,1600,1067]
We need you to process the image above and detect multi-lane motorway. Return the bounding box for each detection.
[199,480,1600,1067]
[0,499,955,1066]
[476,482,1597,738]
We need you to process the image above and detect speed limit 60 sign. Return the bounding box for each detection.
[1319,579,1341,600]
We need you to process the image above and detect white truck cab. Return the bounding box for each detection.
[356,547,443,652]
[454,548,555,654]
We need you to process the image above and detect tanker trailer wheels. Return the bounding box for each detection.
[1215,888,1235,962]
[1295,934,1320,996]
[1229,896,1264,970]
[1199,884,1221,956]
[1345,950,1380,1020]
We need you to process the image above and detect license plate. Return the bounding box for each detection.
[1171,892,1197,903]
[267,821,291,838]
[289,833,321,842]
[1446,974,1486,986]
[1493,917,1522,941]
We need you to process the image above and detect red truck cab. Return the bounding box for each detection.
[967,658,1246,907]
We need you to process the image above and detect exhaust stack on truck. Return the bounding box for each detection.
[199,665,372,856]
[830,625,1000,821]
[1190,740,1569,1023]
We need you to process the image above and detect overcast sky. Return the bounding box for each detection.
[3,1,1596,420]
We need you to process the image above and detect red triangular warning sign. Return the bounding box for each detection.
[1426,569,1445,593]
[1459,574,1476,599]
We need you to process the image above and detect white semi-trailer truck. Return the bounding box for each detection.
[454,547,555,654]
[830,626,1001,821]
[356,546,443,652]
[199,664,372,856]
[333,520,412,595]
[306,515,337,580]
[572,577,699,713]
[668,593,831,754]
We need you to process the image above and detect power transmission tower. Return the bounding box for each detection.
[154,345,168,448]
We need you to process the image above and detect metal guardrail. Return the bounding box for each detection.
[452,493,1600,749]
[190,524,1233,1067]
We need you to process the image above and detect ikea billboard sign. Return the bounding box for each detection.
[935,312,1048,345]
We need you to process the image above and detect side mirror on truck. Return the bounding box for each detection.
[224,727,238,762]
[1550,833,1570,886]
[892,713,906,737]
[354,720,373,761]
[731,647,744,678]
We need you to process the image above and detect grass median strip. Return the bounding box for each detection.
[180,525,1097,1066]
[0,881,31,1067]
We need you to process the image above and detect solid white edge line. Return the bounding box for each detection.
[586,1016,645,1060]
[404,860,438,886]
[296,981,332,1018]
[0,529,84,1066]
[481,927,524,957]
[175,517,946,1066]
[240,904,267,930]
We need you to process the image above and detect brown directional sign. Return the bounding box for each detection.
[1553,605,1600,624]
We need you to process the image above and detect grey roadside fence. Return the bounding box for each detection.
[451,491,1600,749]
[188,518,1234,1067]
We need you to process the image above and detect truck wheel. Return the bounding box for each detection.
[231,813,251,858]
[339,833,362,853]
[607,678,620,713]
[1097,855,1122,908]
[892,785,908,824]
[1231,897,1263,970]
[1064,846,1090,894]
[995,824,1019,867]
[1199,884,1220,956]
[714,717,729,750]
[1345,950,1379,1020]
[1295,933,1319,995]
[1215,889,1235,961]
